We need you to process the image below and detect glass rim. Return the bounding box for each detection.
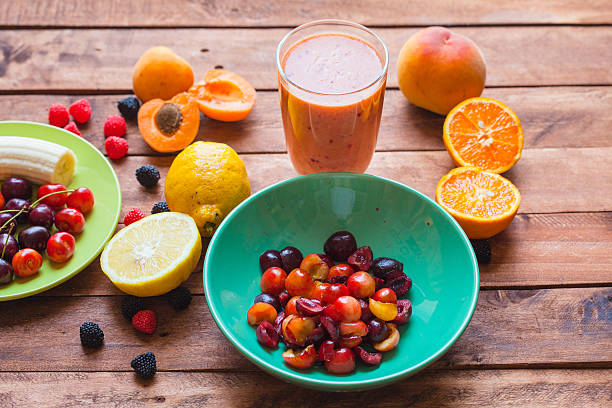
[276,19,389,97]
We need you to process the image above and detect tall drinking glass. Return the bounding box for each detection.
[277,20,388,174]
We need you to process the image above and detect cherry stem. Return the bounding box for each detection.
[1,223,13,259]
[31,189,75,208]
[0,189,74,235]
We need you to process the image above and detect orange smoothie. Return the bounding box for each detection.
[279,33,387,174]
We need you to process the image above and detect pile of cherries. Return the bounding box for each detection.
[247,231,412,374]
[0,177,94,284]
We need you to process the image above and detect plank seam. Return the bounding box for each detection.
[0,23,610,30]
[0,84,611,95]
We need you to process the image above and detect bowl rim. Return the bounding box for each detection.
[204,172,479,390]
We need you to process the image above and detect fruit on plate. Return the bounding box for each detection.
[12,248,43,277]
[443,97,523,174]
[100,212,202,296]
[436,166,521,238]
[46,232,76,263]
[164,141,250,237]
[397,26,486,115]
[132,46,194,102]
[138,92,200,153]
[0,137,77,185]
[189,69,256,122]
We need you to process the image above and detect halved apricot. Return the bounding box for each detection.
[138,92,200,153]
[188,69,256,122]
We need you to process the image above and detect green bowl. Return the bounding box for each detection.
[0,121,121,301]
[204,173,478,391]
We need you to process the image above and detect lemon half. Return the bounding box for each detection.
[100,212,202,296]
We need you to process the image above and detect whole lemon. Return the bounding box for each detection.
[164,142,250,237]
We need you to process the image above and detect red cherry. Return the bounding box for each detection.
[324,347,356,374]
[332,296,361,322]
[260,267,287,295]
[46,232,75,263]
[66,187,95,214]
[12,248,43,277]
[37,184,68,210]
[54,208,85,234]
[347,271,375,299]
[372,288,397,304]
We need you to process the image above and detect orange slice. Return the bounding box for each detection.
[435,167,521,239]
[443,97,523,174]
[188,69,256,122]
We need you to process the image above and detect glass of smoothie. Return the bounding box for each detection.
[276,20,388,174]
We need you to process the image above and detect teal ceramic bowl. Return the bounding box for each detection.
[204,173,478,391]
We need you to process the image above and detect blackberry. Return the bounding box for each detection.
[79,321,104,348]
[167,286,192,310]
[151,201,170,214]
[470,239,491,264]
[130,352,157,379]
[121,295,145,320]
[117,96,141,119]
[135,165,160,188]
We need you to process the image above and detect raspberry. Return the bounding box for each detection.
[69,99,92,123]
[135,165,160,188]
[63,121,81,136]
[132,310,156,334]
[48,104,70,127]
[117,96,141,119]
[79,321,104,348]
[131,352,156,379]
[105,136,128,159]
[123,208,146,226]
[104,115,126,137]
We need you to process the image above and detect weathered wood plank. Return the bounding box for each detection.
[0,27,610,91]
[104,149,612,216]
[0,370,610,407]
[0,288,609,371]
[2,87,611,153]
[40,212,612,297]
[2,0,611,27]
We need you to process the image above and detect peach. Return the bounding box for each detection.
[397,26,486,115]
[133,46,194,102]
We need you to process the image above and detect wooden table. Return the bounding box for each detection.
[1,1,611,406]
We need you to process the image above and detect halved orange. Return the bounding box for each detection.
[443,97,523,174]
[435,167,521,239]
[188,69,256,122]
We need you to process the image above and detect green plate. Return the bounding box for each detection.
[0,121,121,301]
[204,173,479,391]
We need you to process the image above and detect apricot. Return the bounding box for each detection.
[189,69,256,122]
[397,26,486,115]
[133,46,194,102]
[138,92,200,153]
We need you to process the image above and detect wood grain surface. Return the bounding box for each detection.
[0,27,611,91]
[101,149,612,216]
[0,288,610,371]
[2,0,611,27]
[37,212,612,298]
[1,1,611,404]
[1,87,611,154]
[0,370,610,407]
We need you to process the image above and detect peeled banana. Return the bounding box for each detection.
[0,136,77,186]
